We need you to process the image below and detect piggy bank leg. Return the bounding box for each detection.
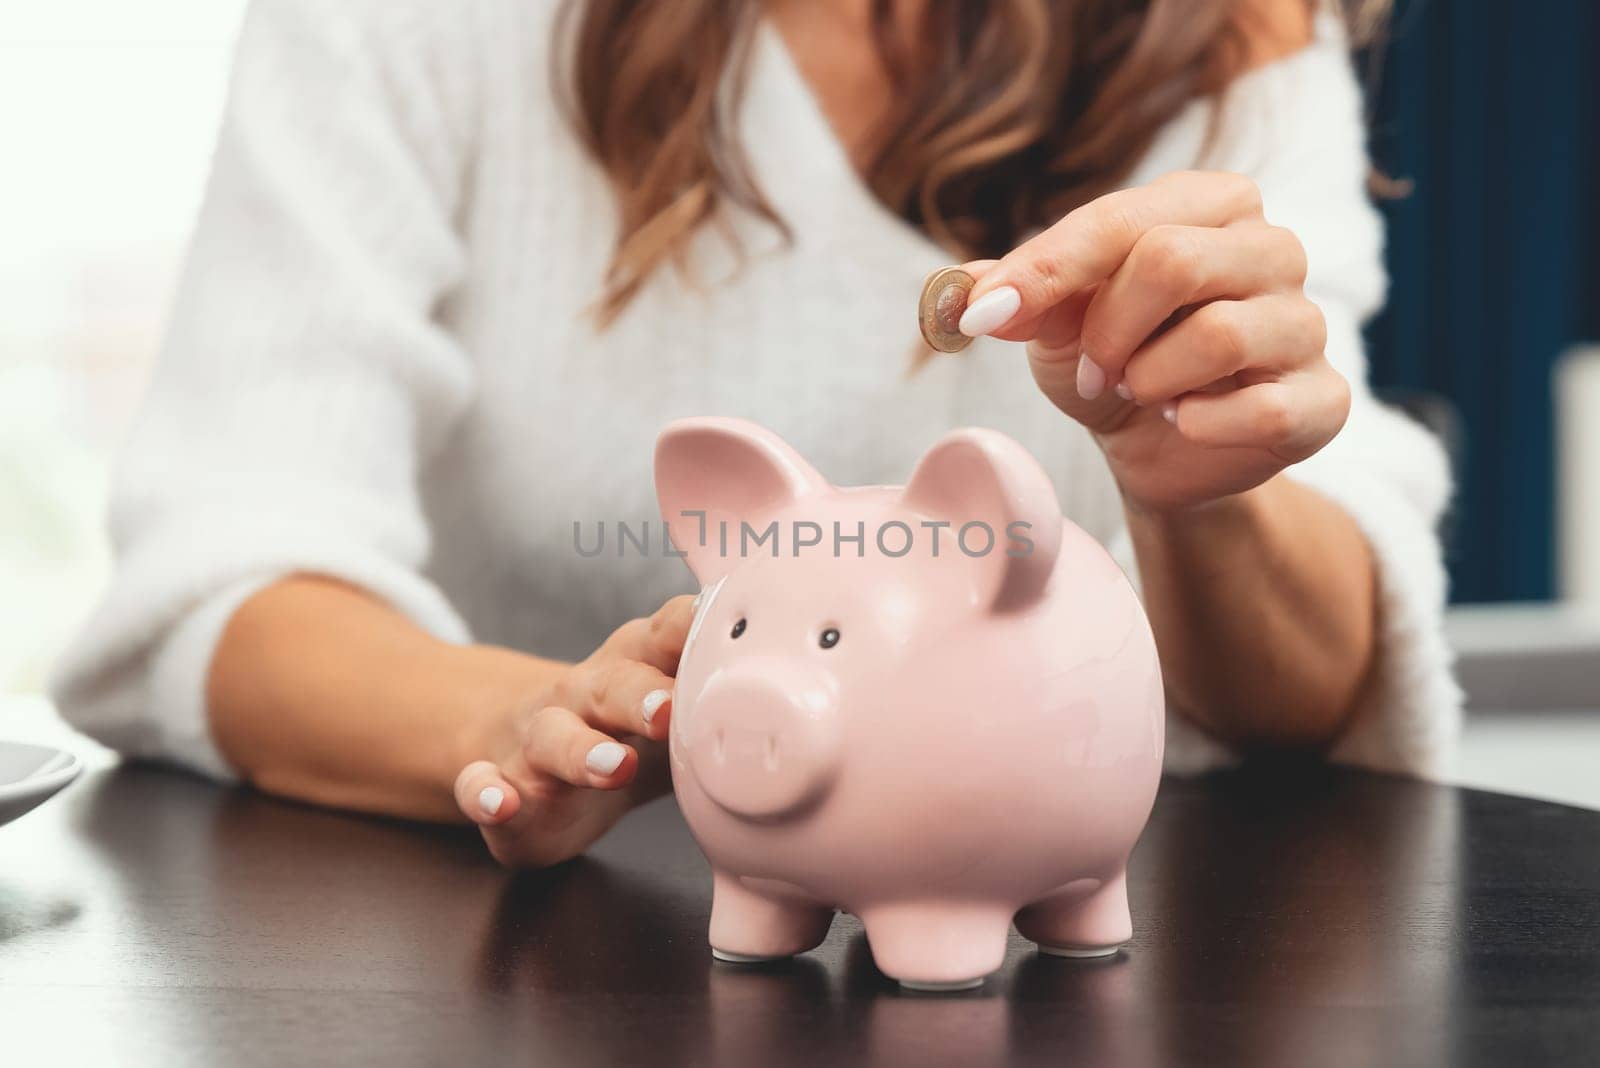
[1015,870,1131,958]
[858,903,1011,991]
[708,871,833,963]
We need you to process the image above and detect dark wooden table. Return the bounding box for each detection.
[2,762,1597,1067]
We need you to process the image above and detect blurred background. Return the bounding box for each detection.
[2,1,1597,801]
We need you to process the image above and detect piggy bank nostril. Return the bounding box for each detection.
[763,734,779,771]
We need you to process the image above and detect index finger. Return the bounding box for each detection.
[603,594,697,674]
[959,171,1264,340]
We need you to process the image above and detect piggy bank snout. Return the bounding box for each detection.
[682,664,841,820]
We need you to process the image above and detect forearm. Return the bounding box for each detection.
[207,576,562,822]
[1125,475,1377,750]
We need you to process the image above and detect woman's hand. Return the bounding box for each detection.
[453,595,695,868]
[957,170,1348,512]
[953,170,1376,746]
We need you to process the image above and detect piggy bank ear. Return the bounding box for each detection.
[900,428,1063,612]
[655,417,828,583]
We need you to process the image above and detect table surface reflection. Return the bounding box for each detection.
[1,762,1597,1067]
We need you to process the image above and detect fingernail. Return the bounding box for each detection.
[586,741,627,776]
[1113,382,1134,402]
[958,285,1021,337]
[478,786,504,817]
[1077,355,1106,400]
[1162,404,1178,424]
[642,689,670,725]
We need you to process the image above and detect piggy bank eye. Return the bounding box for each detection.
[818,627,840,650]
[730,617,747,639]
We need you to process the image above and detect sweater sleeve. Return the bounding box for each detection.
[49,0,481,779]
[1145,15,1464,777]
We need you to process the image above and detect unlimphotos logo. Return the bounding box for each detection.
[573,512,1035,560]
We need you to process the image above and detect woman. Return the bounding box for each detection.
[54,0,1458,867]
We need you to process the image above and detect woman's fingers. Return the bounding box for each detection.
[1120,294,1328,405]
[456,705,647,868]
[566,656,675,740]
[1168,367,1350,461]
[1076,224,1309,394]
[1023,291,1130,431]
[522,704,638,789]
[454,760,522,827]
[563,597,689,743]
[603,594,696,675]
[1028,287,1095,353]
[455,592,699,869]
[962,171,1265,338]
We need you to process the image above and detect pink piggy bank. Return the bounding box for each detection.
[655,417,1164,991]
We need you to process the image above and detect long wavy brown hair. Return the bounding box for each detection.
[555,0,1388,324]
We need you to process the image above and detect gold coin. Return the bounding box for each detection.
[918,266,976,353]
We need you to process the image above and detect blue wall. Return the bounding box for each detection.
[1363,0,1596,602]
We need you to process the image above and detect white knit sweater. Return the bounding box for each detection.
[52,0,1461,780]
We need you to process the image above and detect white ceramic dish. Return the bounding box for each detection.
[0,741,83,828]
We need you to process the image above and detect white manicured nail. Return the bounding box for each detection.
[478,786,504,817]
[1162,404,1178,424]
[1113,381,1134,402]
[1077,356,1106,400]
[586,741,627,776]
[642,689,670,725]
[958,286,1021,336]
